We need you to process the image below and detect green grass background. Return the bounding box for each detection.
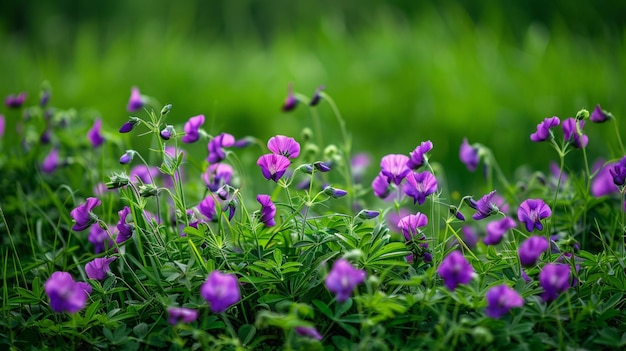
[1,0,625,191]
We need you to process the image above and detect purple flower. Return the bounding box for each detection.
[127,87,144,112]
[42,148,60,174]
[351,153,371,183]
[518,236,549,266]
[314,161,332,172]
[309,85,325,107]
[45,272,91,313]
[257,194,276,227]
[207,133,235,164]
[198,195,217,221]
[590,104,611,123]
[325,259,366,302]
[357,209,380,219]
[181,114,205,143]
[397,212,428,241]
[386,209,411,233]
[257,154,291,182]
[461,226,479,248]
[485,285,524,319]
[380,154,411,185]
[517,199,551,232]
[203,163,234,192]
[85,257,116,281]
[591,159,619,196]
[160,125,174,140]
[484,217,517,245]
[530,117,560,142]
[87,118,105,147]
[0,114,5,138]
[119,150,134,164]
[459,138,480,171]
[5,92,27,108]
[70,197,101,231]
[167,307,198,325]
[88,224,114,253]
[562,117,588,148]
[403,171,438,205]
[407,141,433,170]
[372,172,391,199]
[130,165,160,184]
[609,156,626,187]
[295,326,323,340]
[323,186,348,198]
[267,135,300,159]
[468,190,499,220]
[282,83,299,112]
[437,251,475,291]
[200,271,241,313]
[539,263,570,302]
[119,117,140,133]
[116,206,133,243]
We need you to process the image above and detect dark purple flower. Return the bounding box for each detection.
[484,217,517,245]
[295,326,323,340]
[539,263,570,302]
[407,141,433,170]
[267,135,300,159]
[325,259,366,302]
[85,257,116,281]
[42,148,60,174]
[437,251,475,291]
[590,104,612,123]
[200,271,241,313]
[203,163,234,192]
[357,209,380,219]
[562,117,588,148]
[88,224,114,254]
[116,206,133,243]
[181,114,205,143]
[5,92,27,108]
[207,133,235,164]
[517,199,551,232]
[119,117,140,133]
[257,154,291,182]
[403,171,438,205]
[459,138,480,171]
[485,285,523,318]
[40,127,51,144]
[468,190,500,220]
[127,86,144,112]
[323,186,348,198]
[40,88,51,107]
[372,172,391,199]
[309,85,325,106]
[282,83,299,112]
[130,165,160,184]
[461,226,479,248]
[380,154,410,185]
[257,194,276,227]
[160,125,174,140]
[530,117,560,142]
[591,159,619,196]
[45,272,91,313]
[609,156,626,187]
[119,150,134,164]
[396,212,428,241]
[167,307,198,325]
[198,195,217,221]
[70,197,101,231]
[87,118,105,147]
[518,235,549,266]
[314,161,332,172]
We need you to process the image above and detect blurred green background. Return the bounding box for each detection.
[2,0,625,191]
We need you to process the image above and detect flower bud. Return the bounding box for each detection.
[160,104,172,116]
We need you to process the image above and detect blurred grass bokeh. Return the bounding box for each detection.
[2,0,625,191]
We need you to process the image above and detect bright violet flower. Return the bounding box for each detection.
[468,190,500,220]
[485,285,524,319]
[309,85,325,107]
[372,172,391,199]
[386,208,411,233]
[380,154,411,185]
[530,116,560,142]
[5,92,27,108]
[85,257,116,281]
[590,104,612,123]
[323,186,348,198]
[127,87,144,112]
[517,199,552,232]
[539,263,571,302]
[198,195,217,221]
[257,194,276,227]
[295,326,323,340]
[437,251,475,291]
[207,132,235,164]
[45,272,91,313]
[116,206,133,243]
[257,154,291,182]
[88,224,114,254]
[281,83,299,112]
[70,197,101,231]
[203,163,234,192]
[396,212,428,241]
[609,156,626,187]
[459,138,480,171]
[42,148,60,174]
[167,307,198,325]
[325,259,366,302]
[562,117,588,148]
[200,271,241,313]
[403,171,438,205]
[181,114,205,143]
[130,165,160,184]
[268,135,300,159]
[87,118,105,147]
[484,217,517,245]
[406,140,433,170]
[518,235,549,266]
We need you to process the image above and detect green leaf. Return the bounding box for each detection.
[238,324,257,346]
